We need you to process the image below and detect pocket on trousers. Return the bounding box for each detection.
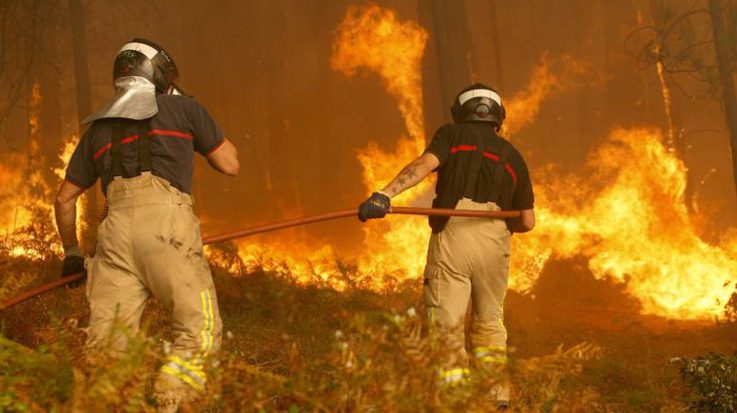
[423,266,442,308]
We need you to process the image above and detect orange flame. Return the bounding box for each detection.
[207,6,734,320]
[512,128,737,319]
[331,4,431,280]
[503,54,560,137]
[0,81,84,260]
[222,6,571,288]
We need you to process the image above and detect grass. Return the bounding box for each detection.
[0,246,736,412]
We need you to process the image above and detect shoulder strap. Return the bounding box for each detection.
[487,143,514,204]
[462,130,486,199]
[136,118,152,173]
[110,118,152,177]
[111,119,124,177]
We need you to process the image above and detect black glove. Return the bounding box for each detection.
[358,192,391,222]
[62,246,87,289]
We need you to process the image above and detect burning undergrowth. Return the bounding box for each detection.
[0,3,736,410]
[2,253,735,411]
[3,4,730,323]
[205,4,737,322]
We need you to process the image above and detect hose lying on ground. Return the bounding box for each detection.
[1,207,520,310]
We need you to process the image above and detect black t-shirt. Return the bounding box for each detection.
[425,122,534,211]
[66,94,224,195]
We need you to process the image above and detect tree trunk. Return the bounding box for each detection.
[649,0,685,157]
[426,0,479,121]
[650,0,693,211]
[68,0,91,123]
[68,0,97,250]
[487,0,504,91]
[265,1,303,221]
[708,0,737,199]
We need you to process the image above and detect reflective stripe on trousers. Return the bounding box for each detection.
[159,289,217,390]
[473,345,508,365]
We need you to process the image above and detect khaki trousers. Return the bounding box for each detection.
[86,172,222,409]
[423,198,511,399]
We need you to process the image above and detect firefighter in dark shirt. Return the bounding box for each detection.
[53,39,239,412]
[358,83,535,408]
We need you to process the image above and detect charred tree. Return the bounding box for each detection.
[709,0,737,199]
[68,0,96,249]
[424,0,479,121]
[624,1,716,210]
[487,0,505,91]
[648,0,694,211]
[649,0,686,158]
[264,1,304,220]
[68,0,91,123]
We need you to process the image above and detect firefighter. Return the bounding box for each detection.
[54,38,239,411]
[358,83,535,408]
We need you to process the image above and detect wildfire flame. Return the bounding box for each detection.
[0,81,84,260]
[224,6,576,288]
[513,128,737,318]
[503,54,560,137]
[331,4,431,279]
[2,5,722,320]
[212,4,737,320]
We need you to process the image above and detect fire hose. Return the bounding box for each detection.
[1,207,520,311]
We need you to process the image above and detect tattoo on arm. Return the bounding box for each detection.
[54,181,84,250]
[380,158,432,198]
[55,199,79,249]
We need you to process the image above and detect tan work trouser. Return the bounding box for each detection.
[423,198,511,401]
[86,172,222,410]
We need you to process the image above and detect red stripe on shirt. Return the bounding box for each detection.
[450,145,477,153]
[482,151,500,161]
[449,148,517,184]
[93,143,113,159]
[206,138,226,156]
[121,134,140,144]
[505,163,517,184]
[148,129,193,140]
[92,129,193,159]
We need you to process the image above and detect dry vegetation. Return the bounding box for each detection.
[1,243,736,412]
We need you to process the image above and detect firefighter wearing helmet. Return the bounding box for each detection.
[358,83,536,408]
[54,38,240,411]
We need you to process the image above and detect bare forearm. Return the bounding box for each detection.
[381,158,432,198]
[54,199,79,248]
[507,209,535,233]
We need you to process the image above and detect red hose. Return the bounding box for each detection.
[1,207,519,310]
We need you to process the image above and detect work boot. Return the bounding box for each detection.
[154,384,181,413]
[154,373,198,413]
[486,382,510,411]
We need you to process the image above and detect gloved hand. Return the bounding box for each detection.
[62,245,86,289]
[358,192,391,222]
